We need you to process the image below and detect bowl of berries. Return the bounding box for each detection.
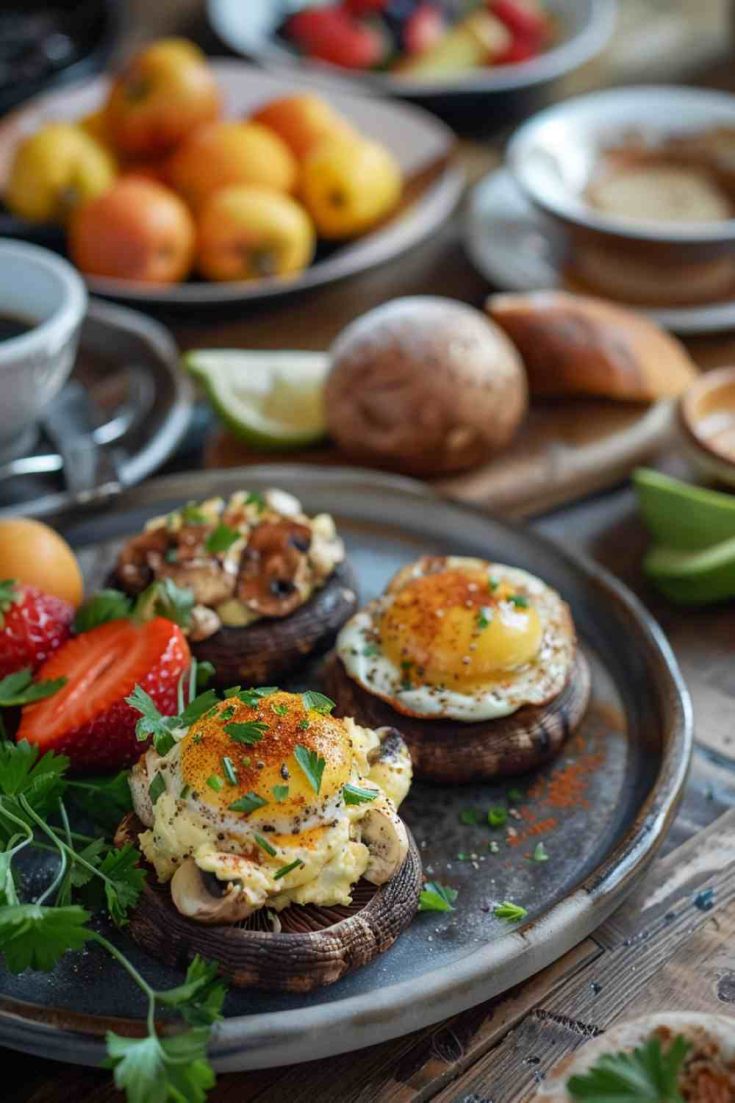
[206,0,616,129]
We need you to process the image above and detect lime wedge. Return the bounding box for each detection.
[184,349,329,450]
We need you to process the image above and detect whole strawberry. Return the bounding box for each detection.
[0,580,74,678]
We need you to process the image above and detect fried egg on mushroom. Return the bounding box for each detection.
[129,689,412,925]
[336,556,576,722]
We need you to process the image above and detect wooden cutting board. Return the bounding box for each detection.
[203,397,675,518]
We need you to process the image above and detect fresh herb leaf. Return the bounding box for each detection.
[272,703,289,717]
[254,834,277,857]
[273,858,304,881]
[0,741,69,840]
[157,955,226,1026]
[148,773,166,806]
[106,1025,215,1103]
[133,577,194,629]
[127,686,177,755]
[178,689,220,728]
[0,668,66,707]
[507,787,524,802]
[494,900,527,922]
[73,589,132,633]
[294,744,326,794]
[206,775,224,793]
[509,594,529,609]
[228,792,268,815]
[532,841,549,862]
[0,903,91,972]
[459,808,479,825]
[194,661,215,691]
[301,691,335,715]
[567,1035,689,1103]
[221,757,238,786]
[66,771,133,832]
[488,806,508,828]
[205,523,240,555]
[246,491,266,512]
[180,502,207,524]
[418,881,457,913]
[225,720,268,745]
[343,783,379,805]
[476,606,492,630]
[488,577,499,592]
[78,844,146,927]
[231,686,279,706]
[272,784,289,802]
[180,784,191,800]
[298,718,310,730]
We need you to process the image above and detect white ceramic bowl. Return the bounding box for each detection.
[0,239,87,462]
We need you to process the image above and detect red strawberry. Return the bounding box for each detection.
[490,0,548,40]
[0,580,73,678]
[344,0,388,13]
[495,33,541,64]
[17,616,190,772]
[287,6,386,69]
[403,2,445,55]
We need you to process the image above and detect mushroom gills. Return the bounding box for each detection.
[170,857,269,925]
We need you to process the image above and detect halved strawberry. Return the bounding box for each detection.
[490,0,548,40]
[17,616,189,772]
[0,580,74,678]
[287,5,386,69]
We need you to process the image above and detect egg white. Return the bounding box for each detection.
[336,557,576,722]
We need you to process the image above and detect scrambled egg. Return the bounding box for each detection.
[129,690,412,925]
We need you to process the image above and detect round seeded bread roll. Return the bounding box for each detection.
[325,297,528,476]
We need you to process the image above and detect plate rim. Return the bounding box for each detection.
[463,166,735,336]
[0,61,464,308]
[0,465,693,1070]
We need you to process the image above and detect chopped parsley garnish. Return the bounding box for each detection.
[459,808,479,825]
[273,858,304,881]
[567,1035,690,1103]
[298,718,310,730]
[494,900,527,922]
[301,691,335,715]
[228,791,268,815]
[294,744,326,794]
[180,502,207,524]
[487,806,508,828]
[148,772,166,805]
[272,704,289,716]
[456,852,472,861]
[272,784,289,802]
[219,706,236,722]
[225,720,268,745]
[488,576,499,592]
[205,523,240,555]
[221,757,238,786]
[476,606,492,630]
[343,783,378,805]
[509,594,530,608]
[254,834,277,858]
[206,775,224,793]
[246,491,266,512]
[235,687,279,706]
[507,787,524,802]
[532,841,549,862]
[418,881,457,913]
[177,689,219,727]
[72,589,130,633]
[179,784,191,800]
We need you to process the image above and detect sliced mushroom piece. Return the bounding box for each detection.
[192,559,359,687]
[367,726,412,808]
[237,518,313,618]
[115,812,422,991]
[324,648,592,783]
[360,798,409,885]
[170,859,265,925]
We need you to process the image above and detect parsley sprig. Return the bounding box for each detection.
[567,1035,689,1103]
[418,881,457,913]
[0,669,66,737]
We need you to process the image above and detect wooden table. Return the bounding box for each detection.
[7,11,735,1101]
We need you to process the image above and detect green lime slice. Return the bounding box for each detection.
[184,349,329,450]
[634,467,735,551]
[644,535,735,605]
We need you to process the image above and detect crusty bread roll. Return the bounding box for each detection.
[536,1013,735,1101]
[325,297,527,476]
[487,290,697,402]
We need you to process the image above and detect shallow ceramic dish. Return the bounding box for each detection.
[0,467,691,1071]
[679,366,735,487]
[0,61,462,309]
[463,167,735,335]
[207,0,616,130]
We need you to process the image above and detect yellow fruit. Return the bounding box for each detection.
[196,185,315,282]
[0,519,84,606]
[300,135,402,239]
[5,123,116,225]
[168,121,298,211]
[78,108,112,148]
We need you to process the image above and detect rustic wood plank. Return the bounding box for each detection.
[431,809,735,1103]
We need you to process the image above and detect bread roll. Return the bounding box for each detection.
[487,290,697,402]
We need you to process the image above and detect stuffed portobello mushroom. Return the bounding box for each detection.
[325,555,590,783]
[117,688,421,990]
[111,488,359,686]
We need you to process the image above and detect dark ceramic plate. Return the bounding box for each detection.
[0,467,691,1071]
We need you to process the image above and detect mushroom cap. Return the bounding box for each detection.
[325,296,528,476]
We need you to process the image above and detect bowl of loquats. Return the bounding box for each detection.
[0,39,463,308]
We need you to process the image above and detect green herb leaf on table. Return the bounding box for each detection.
[205,523,240,555]
[157,955,226,1026]
[488,806,508,828]
[532,841,549,862]
[73,589,132,633]
[494,900,527,922]
[567,1035,690,1103]
[0,903,91,972]
[77,844,146,927]
[294,744,326,794]
[418,881,458,913]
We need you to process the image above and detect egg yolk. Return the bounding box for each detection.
[380,569,542,689]
[180,692,353,817]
